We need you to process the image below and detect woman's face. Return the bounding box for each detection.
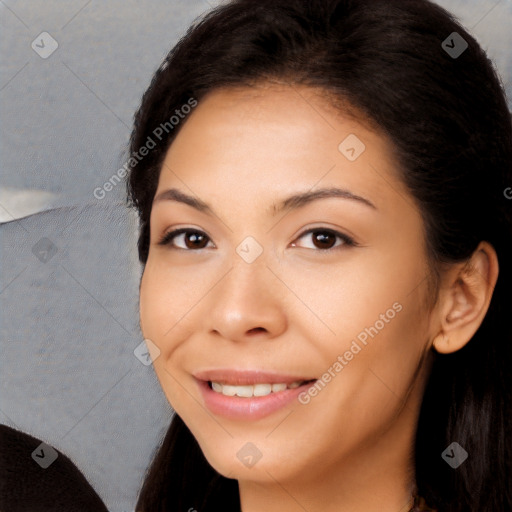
[139,84,437,487]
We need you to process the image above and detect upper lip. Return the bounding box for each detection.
[194,369,316,386]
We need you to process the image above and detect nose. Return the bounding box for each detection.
[205,258,288,343]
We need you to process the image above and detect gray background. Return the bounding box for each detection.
[1,1,511,510]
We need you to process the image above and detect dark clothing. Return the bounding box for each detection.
[0,424,108,511]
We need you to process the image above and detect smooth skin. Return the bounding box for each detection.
[139,83,498,512]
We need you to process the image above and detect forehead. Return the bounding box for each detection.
[155,84,410,216]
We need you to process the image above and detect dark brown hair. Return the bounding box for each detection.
[126,0,512,510]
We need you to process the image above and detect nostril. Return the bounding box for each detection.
[247,327,266,334]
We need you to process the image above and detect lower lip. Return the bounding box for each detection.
[197,379,315,420]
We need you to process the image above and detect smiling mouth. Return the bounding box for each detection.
[197,371,319,419]
[208,379,317,398]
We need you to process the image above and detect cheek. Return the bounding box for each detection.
[279,244,430,421]
[343,299,428,409]
[276,241,428,353]
[139,262,184,396]
[139,258,212,404]
[139,264,165,341]
[139,256,208,341]
[282,298,429,471]
[139,274,184,412]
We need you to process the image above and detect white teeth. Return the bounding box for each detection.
[222,385,237,397]
[210,380,305,397]
[235,385,253,398]
[253,383,272,396]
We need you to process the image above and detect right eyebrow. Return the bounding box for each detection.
[152,188,214,215]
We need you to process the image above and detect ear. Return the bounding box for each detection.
[432,241,499,354]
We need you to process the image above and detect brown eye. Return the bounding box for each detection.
[311,231,337,249]
[292,228,355,251]
[157,229,213,250]
[182,231,209,249]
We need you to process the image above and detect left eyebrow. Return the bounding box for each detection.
[272,187,377,215]
[152,186,377,216]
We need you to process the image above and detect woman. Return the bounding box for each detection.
[126,0,512,510]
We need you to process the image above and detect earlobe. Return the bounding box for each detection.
[432,332,450,354]
[432,242,499,355]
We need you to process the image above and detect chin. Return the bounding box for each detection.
[191,430,306,484]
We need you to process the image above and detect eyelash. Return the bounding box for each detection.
[156,227,356,252]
